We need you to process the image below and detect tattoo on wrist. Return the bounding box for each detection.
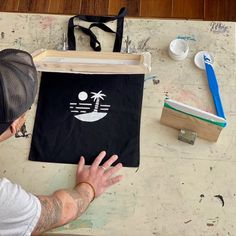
[34,186,93,233]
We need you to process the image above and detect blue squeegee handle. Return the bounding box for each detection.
[204,55,226,119]
[212,91,226,120]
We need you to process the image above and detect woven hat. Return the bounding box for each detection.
[0,49,38,135]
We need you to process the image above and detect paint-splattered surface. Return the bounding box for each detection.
[0,12,236,235]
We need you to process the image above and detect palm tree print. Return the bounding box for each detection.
[91,90,106,112]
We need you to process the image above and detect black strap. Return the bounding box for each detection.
[67,7,127,52]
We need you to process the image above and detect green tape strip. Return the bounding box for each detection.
[164,103,226,128]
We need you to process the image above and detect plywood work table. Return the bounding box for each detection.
[0,13,236,235]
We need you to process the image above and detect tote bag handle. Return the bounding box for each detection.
[67,7,127,52]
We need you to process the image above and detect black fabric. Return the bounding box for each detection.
[67,7,127,52]
[0,122,11,135]
[29,72,144,167]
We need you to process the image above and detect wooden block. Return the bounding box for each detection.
[160,107,223,142]
[32,49,151,74]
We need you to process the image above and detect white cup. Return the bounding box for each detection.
[168,39,189,61]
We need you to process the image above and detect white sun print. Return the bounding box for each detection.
[78,91,88,101]
[69,90,111,122]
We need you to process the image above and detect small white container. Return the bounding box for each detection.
[168,39,189,61]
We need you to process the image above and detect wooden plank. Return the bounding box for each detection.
[80,0,109,15]
[34,50,143,60]
[172,0,204,19]
[204,0,236,21]
[34,63,149,74]
[18,0,31,12]
[0,0,20,12]
[28,0,50,13]
[31,48,48,60]
[108,0,140,16]
[32,50,151,74]
[140,0,172,18]
[227,0,236,21]
[204,0,224,21]
[160,107,223,142]
[61,0,82,15]
[1,0,236,21]
[47,0,65,14]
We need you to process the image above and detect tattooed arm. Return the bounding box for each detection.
[32,183,94,234]
[32,151,123,235]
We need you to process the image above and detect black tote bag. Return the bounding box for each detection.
[67,7,127,52]
[29,72,144,167]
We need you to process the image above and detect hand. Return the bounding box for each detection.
[76,151,123,198]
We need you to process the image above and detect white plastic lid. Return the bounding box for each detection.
[194,51,214,70]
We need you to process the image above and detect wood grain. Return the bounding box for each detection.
[18,0,30,12]
[0,0,236,20]
[27,0,50,13]
[172,0,204,19]
[227,0,236,21]
[47,0,66,14]
[204,0,224,20]
[160,107,222,142]
[60,0,82,15]
[0,0,20,12]
[140,0,172,17]
[108,0,140,16]
[204,0,236,21]
[32,50,151,74]
[80,0,109,15]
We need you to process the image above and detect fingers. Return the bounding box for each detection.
[106,175,123,187]
[102,155,118,169]
[77,156,85,173]
[91,151,106,169]
[105,163,122,178]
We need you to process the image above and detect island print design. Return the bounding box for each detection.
[69,90,111,122]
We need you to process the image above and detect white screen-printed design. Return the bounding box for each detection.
[70,90,111,122]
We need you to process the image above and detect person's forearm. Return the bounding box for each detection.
[32,183,94,235]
